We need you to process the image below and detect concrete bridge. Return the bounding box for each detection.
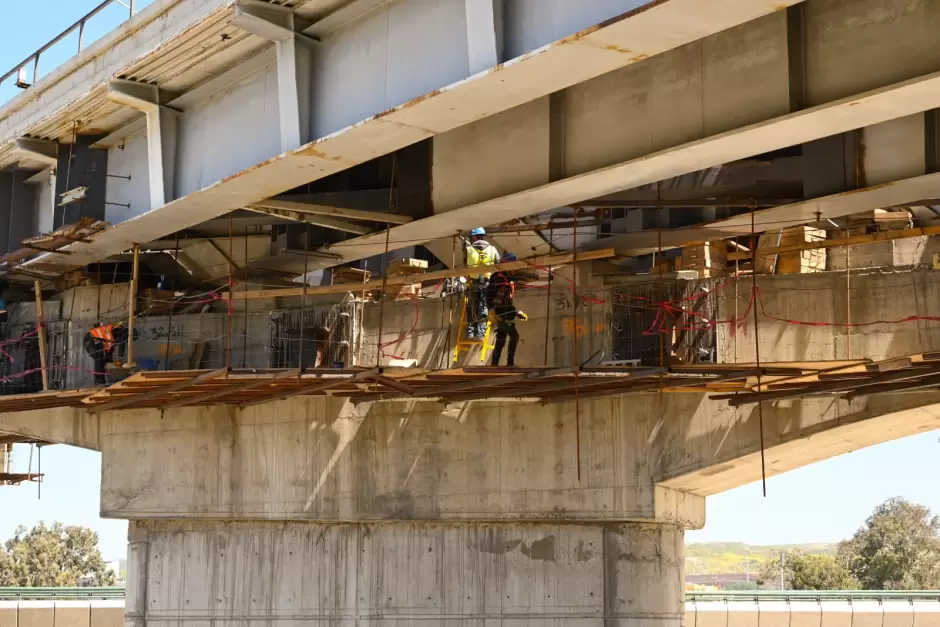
[1,0,940,625]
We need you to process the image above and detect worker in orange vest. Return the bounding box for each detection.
[83,321,131,385]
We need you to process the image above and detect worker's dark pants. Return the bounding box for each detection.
[82,335,111,385]
[466,279,488,340]
[491,315,519,367]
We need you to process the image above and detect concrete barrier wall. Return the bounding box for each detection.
[0,601,124,627]
[3,597,939,627]
[688,599,940,627]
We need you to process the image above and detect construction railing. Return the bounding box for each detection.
[2,588,939,601]
[0,0,137,97]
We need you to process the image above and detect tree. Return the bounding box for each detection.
[0,522,115,587]
[758,550,858,590]
[838,497,940,590]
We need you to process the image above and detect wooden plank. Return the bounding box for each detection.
[713,367,940,406]
[159,369,301,408]
[88,369,229,413]
[543,370,759,404]
[369,374,417,396]
[253,198,414,225]
[240,368,378,408]
[727,225,940,261]
[842,371,940,400]
[33,281,49,391]
[227,249,615,301]
[754,357,895,391]
[444,367,666,404]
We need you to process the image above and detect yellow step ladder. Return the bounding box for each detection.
[453,293,493,364]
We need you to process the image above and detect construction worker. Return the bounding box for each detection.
[486,253,528,367]
[464,227,499,340]
[83,321,131,385]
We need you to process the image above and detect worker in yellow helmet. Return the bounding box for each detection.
[464,228,499,340]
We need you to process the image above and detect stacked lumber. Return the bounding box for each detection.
[849,208,912,231]
[776,226,827,274]
[332,267,371,285]
[679,242,726,277]
[386,258,428,299]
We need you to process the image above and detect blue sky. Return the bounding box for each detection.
[0,0,155,105]
[2,1,940,562]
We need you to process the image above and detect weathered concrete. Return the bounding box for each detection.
[126,518,682,627]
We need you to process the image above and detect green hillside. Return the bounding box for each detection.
[686,542,838,576]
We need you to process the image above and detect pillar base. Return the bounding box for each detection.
[129,519,683,626]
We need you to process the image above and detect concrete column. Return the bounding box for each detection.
[124,523,149,627]
[232,2,313,152]
[106,80,178,209]
[129,519,683,626]
[465,0,504,74]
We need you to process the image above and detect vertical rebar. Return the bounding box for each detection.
[544,222,554,366]
[572,210,581,483]
[164,232,180,370]
[750,209,768,497]
[225,215,234,371]
[126,245,139,367]
[376,222,391,367]
[298,224,311,372]
[242,227,249,368]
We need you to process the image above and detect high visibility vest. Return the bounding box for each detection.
[89,325,116,351]
[466,244,499,279]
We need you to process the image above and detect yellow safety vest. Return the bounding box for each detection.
[466,244,499,278]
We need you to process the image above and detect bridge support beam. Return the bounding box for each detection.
[12,137,58,168]
[232,2,313,153]
[106,80,178,210]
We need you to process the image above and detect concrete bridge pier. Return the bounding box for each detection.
[125,518,684,626]
[95,398,701,626]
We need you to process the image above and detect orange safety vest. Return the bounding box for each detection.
[89,325,116,351]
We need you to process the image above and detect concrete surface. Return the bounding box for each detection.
[128,519,683,626]
[0,601,124,627]
[6,594,940,627]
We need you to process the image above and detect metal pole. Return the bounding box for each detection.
[126,245,140,367]
[130,0,136,17]
[33,281,49,391]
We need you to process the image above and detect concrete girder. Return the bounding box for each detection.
[106,80,178,211]
[17,0,802,274]
[305,70,940,270]
[232,2,314,153]
[587,171,940,257]
[12,137,58,168]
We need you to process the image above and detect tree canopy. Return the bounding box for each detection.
[838,497,940,590]
[0,522,115,587]
[758,550,858,590]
